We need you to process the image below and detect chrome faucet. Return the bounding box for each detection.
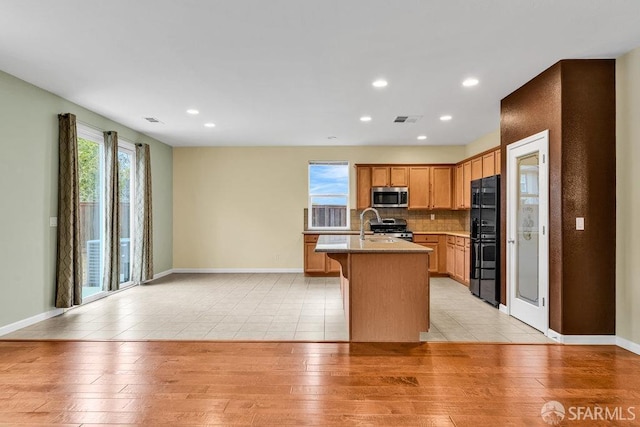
[360,207,382,240]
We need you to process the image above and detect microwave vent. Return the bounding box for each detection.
[394,115,422,123]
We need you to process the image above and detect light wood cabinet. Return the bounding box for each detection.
[446,236,455,276]
[303,234,341,276]
[371,166,408,187]
[413,234,446,274]
[390,167,408,186]
[408,167,430,210]
[356,167,372,209]
[371,167,389,187]
[455,164,464,209]
[431,166,453,209]
[463,238,470,285]
[482,152,495,177]
[408,166,453,210]
[463,161,471,209]
[471,157,483,181]
[495,149,501,175]
[454,243,465,282]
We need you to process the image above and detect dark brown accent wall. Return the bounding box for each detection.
[500,60,616,335]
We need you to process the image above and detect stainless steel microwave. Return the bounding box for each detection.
[371,187,409,208]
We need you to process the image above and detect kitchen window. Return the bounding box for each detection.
[308,161,350,229]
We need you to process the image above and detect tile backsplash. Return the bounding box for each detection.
[304,208,469,232]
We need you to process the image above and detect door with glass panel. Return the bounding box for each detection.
[506,130,549,333]
[118,144,135,286]
[77,127,105,300]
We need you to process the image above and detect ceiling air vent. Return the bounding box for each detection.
[144,117,161,123]
[394,115,422,123]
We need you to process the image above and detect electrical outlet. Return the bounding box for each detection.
[49,217,58,227]
[576,217,585,231]
[430,214,435,220]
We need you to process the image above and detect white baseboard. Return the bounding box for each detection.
[498,304,508,314]
[151,269,174,280]
[616,336,640,355]
[172,268,304,274]
[547,329,617,345]
[0,308,64,337]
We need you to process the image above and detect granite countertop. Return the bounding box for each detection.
[413,230,470,238]
[315,234,432,254]
[304,230,470,238]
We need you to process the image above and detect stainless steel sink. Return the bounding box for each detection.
[367,237,397,243]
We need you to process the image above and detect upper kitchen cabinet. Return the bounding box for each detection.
[455,161,472,209]
[356,167,372,209]
[408,166,453,210]
[471,157,483,181]
[356,164,453,210]
[482,152,495,177]
[371,166,408,187]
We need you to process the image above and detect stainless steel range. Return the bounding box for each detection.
[368,218,413,241]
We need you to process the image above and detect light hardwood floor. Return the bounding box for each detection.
[0,341,638,425]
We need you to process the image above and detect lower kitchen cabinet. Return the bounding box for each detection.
[304,234,341,276]
[443,235,471,286]
[412,234,446,275]
[446,236,455,276]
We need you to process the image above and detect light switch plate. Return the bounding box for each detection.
[430,214,435,220]
[49,217,58,227]
[576,217,584,231]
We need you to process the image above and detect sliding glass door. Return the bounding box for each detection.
[77,125,136,301]
[78,127,105,299]
[118,145,134,286]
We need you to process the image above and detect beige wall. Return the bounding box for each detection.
[616,47,640,345]
[173,145,464,269]
[465,129,500,158]
[0,70,173,329]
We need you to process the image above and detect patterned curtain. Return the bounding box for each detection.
[103,131,120,291]
[132,143,153,284]
[55,113,83,308]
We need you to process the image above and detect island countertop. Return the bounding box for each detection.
[315,234,432,254]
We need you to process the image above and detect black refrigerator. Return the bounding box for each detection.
[470,175,500,306]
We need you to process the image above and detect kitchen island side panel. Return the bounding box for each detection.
[349,253,429,342]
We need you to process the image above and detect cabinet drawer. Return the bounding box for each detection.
[455,237,465,246]
[413,234,440,244]
[446,236,456,244]
[304,234,319,243]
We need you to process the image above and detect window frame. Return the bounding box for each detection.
[117,139,136,289]
[307,161,350,231]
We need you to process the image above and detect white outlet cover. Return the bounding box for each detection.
[576,217,585,231]
[49,217,58,227]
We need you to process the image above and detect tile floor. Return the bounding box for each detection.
[1,273,552,343]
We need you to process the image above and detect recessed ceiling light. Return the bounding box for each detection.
[440,115,452,121]
[417,135,427,140]
[204,122,216,128]
[360,116,372,122]
[372,79,388,88]
[462,78,479,87]
[186,109,199,115]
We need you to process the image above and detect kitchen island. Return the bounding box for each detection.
[315,235,432,342]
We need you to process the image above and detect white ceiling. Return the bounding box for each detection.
[1,1,640,147]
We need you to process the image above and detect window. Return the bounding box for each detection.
[308,161,350,229]
[117,142,135,285]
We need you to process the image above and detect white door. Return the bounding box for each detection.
[506,130,549,333]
